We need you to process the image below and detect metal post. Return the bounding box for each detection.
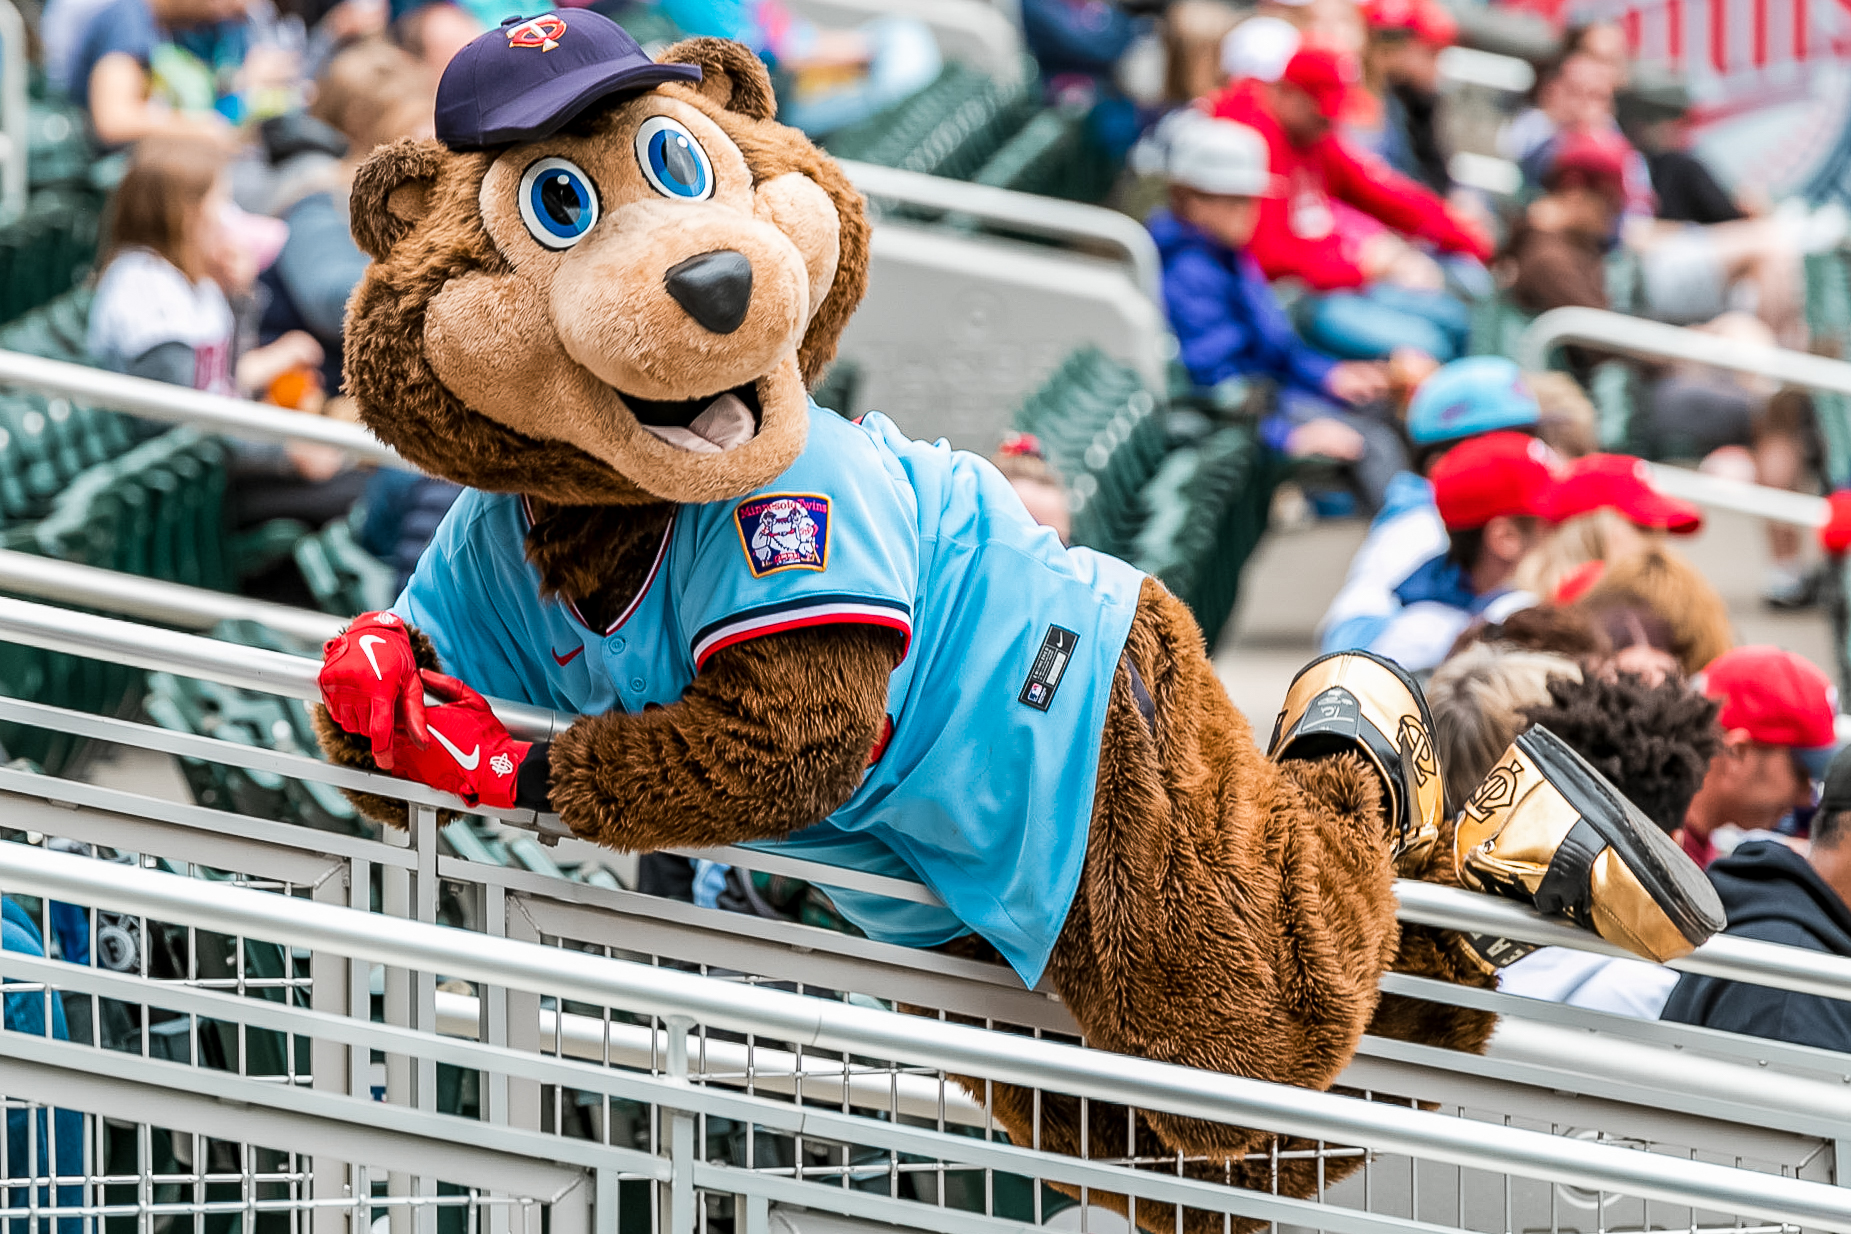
[311,867,357,1234]
[664,1016,696,1234]
[0,0,28,224]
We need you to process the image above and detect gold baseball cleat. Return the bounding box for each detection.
[1456,725,1725,962]
[1269,650,1445,863]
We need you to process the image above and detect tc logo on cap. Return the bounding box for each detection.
[507,14,565,50]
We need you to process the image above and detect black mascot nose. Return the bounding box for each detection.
[664,250,754,335]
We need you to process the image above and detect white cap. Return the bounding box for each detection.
[1160,111,1279,197]
[1220,15,1302,83]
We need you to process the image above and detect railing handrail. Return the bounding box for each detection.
[7,842,1851,1232]
[0,548,344,643]
[840,159,1163,301]
[6,591,1851,1002]
[0,350,402,463]
[1517,305,1851,394]
[0,593,566,740]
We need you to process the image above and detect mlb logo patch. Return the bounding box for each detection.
[734,493,830,577]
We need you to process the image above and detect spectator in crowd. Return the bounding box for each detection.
[1681,646,1838,868]
[42,0,272,147]
[1497,670,1723,1015]
[1618,68,1747,226]
[1425,643,1581,812]
[1218,0,1311,85]
[1148,111,1407,510]
[1319,356,1543,666]
[261,38,435,397]
[1503,132,1814,605]
[86,136,365,595]
[1447,601,1609,668]
[1163,0,1243,104]
[87,136,319,400]
[1353,0,1455,194]
[1659,745,1851,1050]
[1514,507,1654,601]
[988,432,1071,544]
[389,0,480,74]
[1320,429,1559,670]
[1501,131,1625,328]
[1208,47,1490,361]
[1576,543,1733,677]
[1565,20,1631,86]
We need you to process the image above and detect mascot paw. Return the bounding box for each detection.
[1454,725,1725,962]
[313,621,452,829]
[1268,650,1444,868]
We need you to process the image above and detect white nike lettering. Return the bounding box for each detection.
[428,725,480,771]
[358,634,389,681]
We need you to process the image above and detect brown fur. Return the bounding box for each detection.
[327,47,1492,1234]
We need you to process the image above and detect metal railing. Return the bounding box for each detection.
[0,0,27,224]
[0,349,400,463]
[1518,306,1851,397]
[6,843,1851,1234]
[0,596,1843,1231]
[842,159,1163,301]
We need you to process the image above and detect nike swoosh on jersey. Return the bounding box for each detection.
[428,725,480,771]
[358,634,389,680]
[552,646,585,667]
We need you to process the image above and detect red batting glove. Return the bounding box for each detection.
[1823,490,1851,555]
[388,670,531,810]
[319,611,428,770]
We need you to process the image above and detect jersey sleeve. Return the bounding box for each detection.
[678,440,917,671]
[392,493,549,705]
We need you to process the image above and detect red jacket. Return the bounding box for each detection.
[1208,81,1492,290]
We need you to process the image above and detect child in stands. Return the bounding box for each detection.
[88,134,319,397]
[1147,108,1409,511]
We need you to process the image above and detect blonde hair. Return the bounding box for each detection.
[103,135,228,284]
[1512,508,1653,599]
[1426,645,1583,812]
[1525,370,1599,460]
[1576,543,1733,675]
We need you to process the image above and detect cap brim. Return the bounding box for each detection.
[462,61,704,148]
[1798,742,1841,779]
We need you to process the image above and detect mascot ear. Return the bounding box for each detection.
[350,138,449,262]
[659,37,777,121]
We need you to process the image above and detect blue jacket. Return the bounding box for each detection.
[1317,472,1534,671]
[1150,209,1338,398]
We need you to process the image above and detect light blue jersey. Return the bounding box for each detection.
[395,404,1145,987]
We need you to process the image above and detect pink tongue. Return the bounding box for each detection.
[641,393,756,454]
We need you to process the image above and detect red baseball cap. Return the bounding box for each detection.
[1696,646,1840,773]
[1546,131,1630,203]
[1361,0,1456,44]
[1546,453,1702,535]
[1430,431,1563,531]
[1279,48,1352,119]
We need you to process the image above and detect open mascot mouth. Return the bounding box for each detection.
[619,380,763,454]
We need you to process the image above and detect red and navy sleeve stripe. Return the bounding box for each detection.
[691,595,912,668]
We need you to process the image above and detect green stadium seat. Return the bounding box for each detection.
[972,103,1116,204]
[293,515,397,618]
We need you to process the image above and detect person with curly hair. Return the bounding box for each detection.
[1495,673,1724,1016]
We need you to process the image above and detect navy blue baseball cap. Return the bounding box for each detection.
[435,10,703,150]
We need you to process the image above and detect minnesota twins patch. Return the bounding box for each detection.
[735,493,830,577]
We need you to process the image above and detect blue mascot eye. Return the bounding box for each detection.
[517,157,600,250]
[635,116,714,202]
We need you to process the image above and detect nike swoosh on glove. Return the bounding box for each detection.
[320,611,428,770]
[388,670,532,810]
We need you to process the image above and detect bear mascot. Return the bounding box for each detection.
[314,12,1723,1228]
